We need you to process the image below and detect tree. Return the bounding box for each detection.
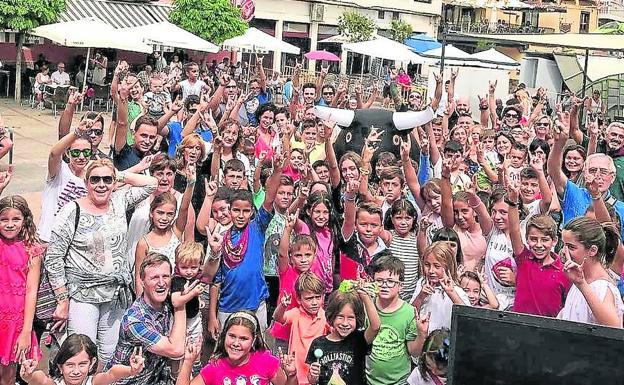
[169,0,248,45]
[0,0,65,101]
[390,19,413,44]
[337,11,377,43]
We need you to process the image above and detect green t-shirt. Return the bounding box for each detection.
[366,301,418,385]
[126,101,142,146]
[253,188,265,210]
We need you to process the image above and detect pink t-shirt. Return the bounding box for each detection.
[284,307,329,385]
[512,246,571,317]
[300,223,334,293]
[200,350,280,385]
[270,267,300,341]
[255,133,275,160]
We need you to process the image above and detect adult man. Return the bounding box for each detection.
[175,62,211,102]
[136,65,153,91]
[153,51,167,72]
[549,116,624,241]
[58,90,108,159]
[216,77,248,125]
[107,253,193,385]
[113,83,158,170]
[244,55,269,126]
[51,62,70,86]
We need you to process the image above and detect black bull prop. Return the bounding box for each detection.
[313,106,435,166]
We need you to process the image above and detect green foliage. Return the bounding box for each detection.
[169,0,248,45]
[337,11,377,42]
[476,39,494,50]
[390,19,412,43]
[0,0,65,31]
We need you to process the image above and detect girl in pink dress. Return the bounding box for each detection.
[176,311,297,385]
[0,196,44,385]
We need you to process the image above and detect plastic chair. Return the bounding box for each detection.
[49,86,69,117]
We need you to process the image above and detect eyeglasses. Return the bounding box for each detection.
[69,148,93,158]
[374,278,401,288]
[88,175,114,185]
[88,129,103,136]
[587,167,614,177]
[534,122,550,127]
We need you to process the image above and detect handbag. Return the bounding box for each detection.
[35,201,80,323]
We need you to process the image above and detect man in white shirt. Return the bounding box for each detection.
[51,62,70,86]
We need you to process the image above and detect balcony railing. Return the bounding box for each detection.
[445,21,556,34]
[598,4,624,19]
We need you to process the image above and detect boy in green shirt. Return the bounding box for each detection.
[366,254,426,385]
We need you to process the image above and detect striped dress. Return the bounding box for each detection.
[388,230,420,301]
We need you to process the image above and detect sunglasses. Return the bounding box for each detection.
[534,122,550,127]
[226,85,237,89]
[88,175,114,185]
[88,129,103,136]
[409,94,422,99]
[187,108,198,114]
[69,148,93,158]
[505,113,519,118]
[323,92,334,95]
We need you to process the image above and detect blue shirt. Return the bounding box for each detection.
[562,179,624,241]
[215,206,272,312]
[244,91,270,126]
[166,121,213,157]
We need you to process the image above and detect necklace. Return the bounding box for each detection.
[222,225,250,269]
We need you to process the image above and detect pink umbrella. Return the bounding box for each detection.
[304,50,341,61]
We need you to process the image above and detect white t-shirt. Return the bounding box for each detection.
[519,199,541,244]
[557,279,624,325]
[410,277,470,333]
[179,79,207,102]
[37,162,87,242]
[408,368,446,385]
[485,227,516,310]
[51,70,70,85]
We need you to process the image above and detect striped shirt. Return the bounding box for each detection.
[388,230,420,301]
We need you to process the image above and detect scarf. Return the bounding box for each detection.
[222,225,250,269]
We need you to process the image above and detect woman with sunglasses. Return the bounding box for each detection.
[38,117,95,243]
[45,158,158,367]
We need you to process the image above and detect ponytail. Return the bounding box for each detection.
[601,222,620,266]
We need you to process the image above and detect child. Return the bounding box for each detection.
[171,242,206,343]
[441,141,470,194]
[207,156,283,336]
[407,329,450,385]
[558,217,624,327]
[299,192,340,293]
[518,161,552,243]
[411,242,469,332]
[306,289,381,385]
[508,187,571,317]
[270,210,318,351]
[419,179,443,243]
[143,75,172,119]
[222,159,246,190]
[459,270,499,309]
[383,199,420,301]
[174,312,297,385]
[274,272,328,385]
[367,255,419,385]
[506,142,527,184]
[20,333,144,385]
[341,193,389,280]
[0,196,45,384]
[134,167,194,294]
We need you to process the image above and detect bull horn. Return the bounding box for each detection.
[312,106,355,127]
[393,107,436,131]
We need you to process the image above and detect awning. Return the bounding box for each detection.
[342,35,424,63]
[421,44,474,60]
[222,27,300,54]
[119,22,219,53]
[59,0,170,29]
[404,33,442,53]
[553,53,585,93]
[471,48,519,66]
[458,32,624,51]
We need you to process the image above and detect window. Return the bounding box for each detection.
[392,11,400,20]
[378,10,385,19]
[580,11,590,33]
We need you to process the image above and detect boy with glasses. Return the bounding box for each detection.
[366,254,421,385]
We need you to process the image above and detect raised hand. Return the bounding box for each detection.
[129,346,145,375]
[182,280,205,298]
[439,271,454,294]
[399,136,411,161]
[281,291,292,307]
[115,60,129,76]
[183,341,202,363]
[441,157,453,179]
[506,182,520,203]
[554,105,571,140]
[278,348,297,379]
[67,88,85,106]
[415,310,431,336]
[433,72,442,84]
[207,226,224,254]
[204,179,218,198]
[345,177,360,199]
[530,155,544,173]
[285,209,299,229]
[20,359,38,381]
[488,80,497,95]
[563,256,586,286]
[450,68,459,81]
[0,166,14,192]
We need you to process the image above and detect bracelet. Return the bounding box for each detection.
[55,291,69,302]
[359,168,370,176]
[504,198,518,207]
[116,171,126,183]
[186,179,196,187]
[344,194,357,202]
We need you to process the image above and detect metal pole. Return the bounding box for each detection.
[581,48,589,98]
[8,129,13,166]
[80,47,91,111]
[440,31,447,75]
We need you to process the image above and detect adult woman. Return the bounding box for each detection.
[495,132,515,161]
[254,103,278,160]
[531,115,552,144]
[174,134,207,223]
[33,65,52,108]
[38,119,93,243]
[562,144,586,184]
[127,154,194,271]
[396,68,411,92]
[90,52,108,86]
[209,119,252,185]
[406,91,423,111]
[45,159,157,366]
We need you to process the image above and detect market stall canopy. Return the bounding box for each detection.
[458,32,624,51]
[119,21,218,53]
[342,35,424,63]
[30,17,152,53]
[222,27,300,54]
[404,33,442,53]
[471,48,519,67]
[421,44,473,60]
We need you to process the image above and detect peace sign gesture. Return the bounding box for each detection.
[207,225,224,254]
[129,346,145,375]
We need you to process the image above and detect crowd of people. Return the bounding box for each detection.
[0,50,623,385]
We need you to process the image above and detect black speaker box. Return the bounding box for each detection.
[448,305,624,385]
